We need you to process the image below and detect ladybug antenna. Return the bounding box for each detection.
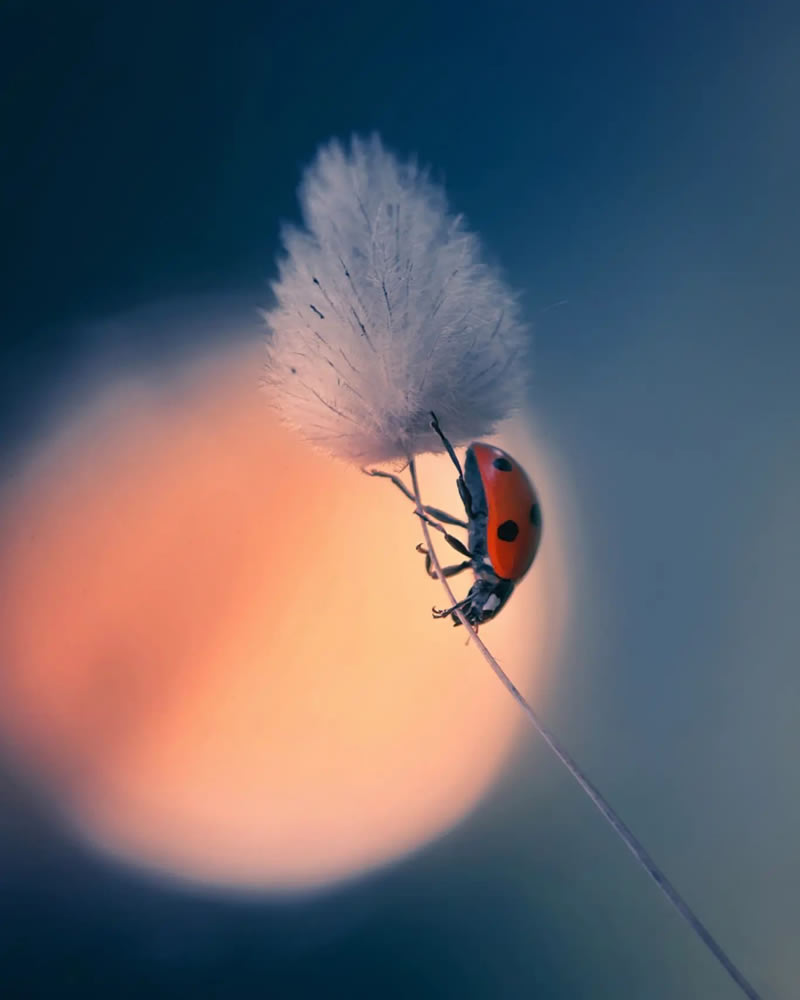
[429,412,465,479]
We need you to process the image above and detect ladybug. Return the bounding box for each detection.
[366,412,542,627]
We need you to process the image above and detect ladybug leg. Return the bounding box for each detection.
[362,468,468,527]
[414,511,472,557]
[429,412,475,519]
[432,595,473,619]
[416,544,471,579]
[362,467,415,500]
[418,505,468,528]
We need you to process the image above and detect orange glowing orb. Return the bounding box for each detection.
[0,340,567,890]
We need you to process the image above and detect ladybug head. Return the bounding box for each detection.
[451,577,515,627]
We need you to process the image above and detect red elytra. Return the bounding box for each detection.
[467,443,542,582]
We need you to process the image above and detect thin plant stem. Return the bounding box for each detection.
[406,455,762,1000]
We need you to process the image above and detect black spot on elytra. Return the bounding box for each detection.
[492,456,513,471]
[290,367,297,374]
[497,520,519,542]
[530,502,541,528]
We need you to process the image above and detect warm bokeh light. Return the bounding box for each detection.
[0,340,567,891]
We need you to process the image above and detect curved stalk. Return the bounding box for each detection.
[406,455,761,1000]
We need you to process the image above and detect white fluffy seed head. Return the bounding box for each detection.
[263,134,530,464]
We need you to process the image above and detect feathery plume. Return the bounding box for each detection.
[263,135,529,464]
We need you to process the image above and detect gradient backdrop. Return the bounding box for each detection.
[2,2,799,998]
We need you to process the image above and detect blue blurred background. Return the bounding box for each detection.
[2,1,798,996]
